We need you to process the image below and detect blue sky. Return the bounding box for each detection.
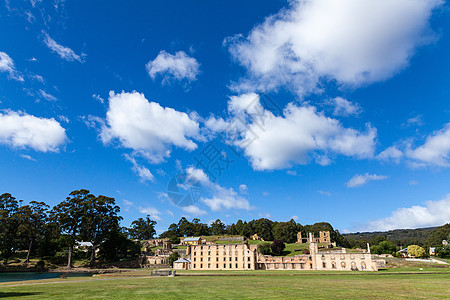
[1,0,450,234]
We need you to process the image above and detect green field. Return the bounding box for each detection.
[1,270,449,299]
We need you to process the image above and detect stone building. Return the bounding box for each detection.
[177,232,379,271]
[181,237,202,245]
[187,243,258,270]
[297,231,331,244]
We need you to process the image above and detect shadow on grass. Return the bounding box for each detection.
[0,292,41,298]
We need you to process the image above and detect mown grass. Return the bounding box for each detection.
[1,271,449,299]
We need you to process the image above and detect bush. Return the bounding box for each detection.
[49,252,67,265]
[407,245,427,258]
[258,243,271,255]
[35,260,46,271]
[169,252,180,267]
[302,249,310,254]
[271,240,285,256]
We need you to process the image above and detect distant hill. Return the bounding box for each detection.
[343,225,449,247]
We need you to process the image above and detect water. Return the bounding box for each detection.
[0,272,93,283]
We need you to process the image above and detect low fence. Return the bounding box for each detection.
[151,270,176,276]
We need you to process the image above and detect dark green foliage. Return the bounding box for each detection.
[35,260,45,271]
[169,252,180,267]
[258,243,271,255]
[210,219,226,235]
[98,229,140,261]
[271,240,285,256]
[371,241,397,254]
[0,193,21,264]
[273,220,298,243]
[128,216,157,240]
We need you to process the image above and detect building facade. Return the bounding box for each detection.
[176,235,379,271]
[187,243,258,270]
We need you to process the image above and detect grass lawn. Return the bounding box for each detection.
[0,271,449,299]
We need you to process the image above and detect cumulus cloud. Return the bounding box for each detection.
[182,205,207,216]
[328,97,362,117]
[0,51,24,81]
[346,173,388,188]
[42,31,85,62]
[361,194,450,231]
[100,91,200,163]
[124,154,155,182]
[377,146,404,163]
[0,110,67,152]
[146,50,200,84]
[208,93,376,170]
[185,167,252,212]
[139,206,161,221]
[225,0,443,96]
[239,184,248,194]
[407,123,450,167]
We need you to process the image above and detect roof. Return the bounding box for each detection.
[76,241,93,247]
[174,258,191,263]
[183,237,201,241]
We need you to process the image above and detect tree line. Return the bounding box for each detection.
[0,190,158,269]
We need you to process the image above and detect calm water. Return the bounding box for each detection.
[0,272,93,283]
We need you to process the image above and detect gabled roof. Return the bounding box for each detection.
[174,258,191,263]
[183,237,201,241]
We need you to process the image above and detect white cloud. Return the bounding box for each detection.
[100,91,200,163]
[139,206,161,221]
[361,194,450,231]
[346,173,388,188]
[0,110,67,152]
[407,123,450,167]
[123,200,133,206]
[166,209,174,217]
[92,94,104,104]
[146,50,200,84]
[124,154,155,182]
[42,31,85,62]
[185,167,252,212]
[181,205,207,216]
[0,51,24,81]
[31,74,44,83]
[406,114,424,127]
[239,184,248,194]
[329,97,362,117]
[286,170,297,176]
[225,0,443,96]
[38,89,57,101]
[210,93,376,170]
[377,146,404,163]
[291,215,299,221]
[318,190,331,196]
[57,115,69,123]
[20,154,36,161]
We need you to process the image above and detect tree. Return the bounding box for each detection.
[250,218,274,241]
[160,223,180,244]
[258,243,271,255]
[407,245,427,258]
[16,201,49,264]
[192,219,210,236]
[50,189,92,269]
[169,252,180,267]
[177,217,194,237]
[128,216,157,240]
[81,195,122,266]
[273,220,298,243]
[371,241,396,255]
[98,228,140,261]
[271,239,285,256]
[0,193,21,264]
[210,219,226,236]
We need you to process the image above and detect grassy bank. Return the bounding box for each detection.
[1,271,449,299]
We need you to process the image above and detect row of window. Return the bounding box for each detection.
[321,254,366,260]
[192,263,253,269]
[193,257,252,262]
[322,261,367,269]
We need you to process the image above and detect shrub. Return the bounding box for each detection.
[258,243,272,255]
[302,249,310,254]
[271,240,285,256]
[407,245,427,258]
[35,260,46,271]
[169,252,179,267]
